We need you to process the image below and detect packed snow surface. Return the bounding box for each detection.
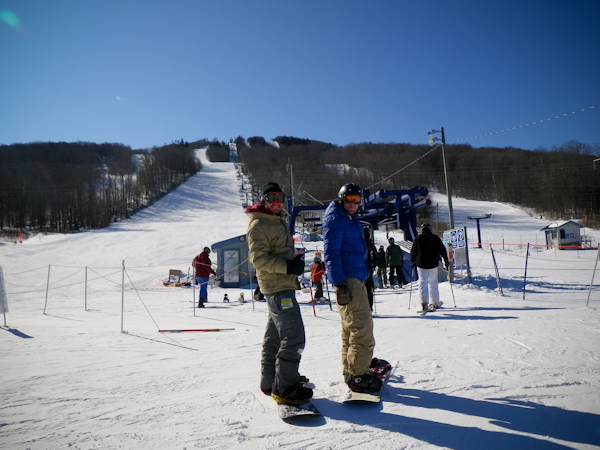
[1,150,600,449]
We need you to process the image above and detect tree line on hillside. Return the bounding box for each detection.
[3,136,598,235]
[0,141,200,233]
[233,137,600,228]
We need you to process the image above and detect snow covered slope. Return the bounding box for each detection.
[1,150,599,450]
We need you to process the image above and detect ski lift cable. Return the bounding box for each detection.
[450,103,600,145]
[366,144,441,191]
[366,103,599,193]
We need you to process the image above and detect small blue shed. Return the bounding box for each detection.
[211,234,255,288]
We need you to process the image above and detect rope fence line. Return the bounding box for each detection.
[124,267,163,331]
[4,255,254,296]
[4,246,596,296]
[3,248,596,309]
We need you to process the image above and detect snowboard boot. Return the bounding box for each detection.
[272,381,313,405]
[345,372,383,393]
[370,358,391,377]
[264,375,310,397]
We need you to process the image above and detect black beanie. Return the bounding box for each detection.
[261,182,283,196]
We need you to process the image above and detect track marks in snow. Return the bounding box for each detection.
[499,336,533,351]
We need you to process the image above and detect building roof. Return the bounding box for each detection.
[540,220,583,231]
[211,234,247,250]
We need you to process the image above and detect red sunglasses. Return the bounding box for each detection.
[264,192,285,203]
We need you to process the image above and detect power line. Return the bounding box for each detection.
[451,103,600,145]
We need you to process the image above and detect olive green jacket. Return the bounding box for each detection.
[246,206,299,295]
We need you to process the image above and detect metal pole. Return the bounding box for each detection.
[121,260,125,333]
[84,266,88,311]
[440,127,454,229]
[0,266,8,327]
[586,246,600,307]
[490,245,504,296]
[523,244,530,300]
[192,260,196,316]
[43,265,51,314]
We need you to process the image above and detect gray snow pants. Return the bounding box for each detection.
[260,289,306,395]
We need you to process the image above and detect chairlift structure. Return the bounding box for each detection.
[287,187,431,242]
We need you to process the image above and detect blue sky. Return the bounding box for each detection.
[1,1,599,151]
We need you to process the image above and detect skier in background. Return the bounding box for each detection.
[363,228,376,311]
[310,255,326,301]
[193,247,216,308]
[375,245,388,288]
[410,223,450,313]
[387,237,405,288]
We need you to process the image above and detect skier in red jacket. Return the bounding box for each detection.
[193,247,216,308]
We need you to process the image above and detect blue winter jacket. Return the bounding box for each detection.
[323,200,369,286]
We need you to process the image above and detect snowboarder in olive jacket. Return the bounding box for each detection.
[246,182,312,405]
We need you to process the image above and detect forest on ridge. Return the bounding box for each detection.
[1,136,598,235]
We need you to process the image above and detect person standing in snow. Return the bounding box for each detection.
[363,228,376,311]
[387,237,405,288]
[375,245,388,287]
[323,183,382,393]
[246,182,312,405]
[310,255,326,301]
[410,223,450,312]
[193,247,216,308]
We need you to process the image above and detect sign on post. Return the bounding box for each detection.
[443,227,472,284]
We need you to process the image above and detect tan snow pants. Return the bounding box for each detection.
[336,277,375,376]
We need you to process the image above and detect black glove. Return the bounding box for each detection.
[286,254,305,275]
[335,282,351,305]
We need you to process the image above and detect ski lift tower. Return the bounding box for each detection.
[467,214,491,248]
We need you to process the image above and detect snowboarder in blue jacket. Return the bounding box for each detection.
[323,183,382,393]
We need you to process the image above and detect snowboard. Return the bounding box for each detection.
[342,358,393,404]
[277,401,321,419]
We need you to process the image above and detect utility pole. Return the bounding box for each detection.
[287,158,294,199]
[428,127,454,228]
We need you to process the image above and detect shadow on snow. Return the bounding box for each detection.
[312,380,600,449]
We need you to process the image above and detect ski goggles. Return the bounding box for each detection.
[343,194,362,204]
[264,192,285,203]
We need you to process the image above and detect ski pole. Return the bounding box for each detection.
[408,266,414,310]
[309,282,316,317]
[448,273,456,307]
[324,275,333,311]
[442,264,457,307]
